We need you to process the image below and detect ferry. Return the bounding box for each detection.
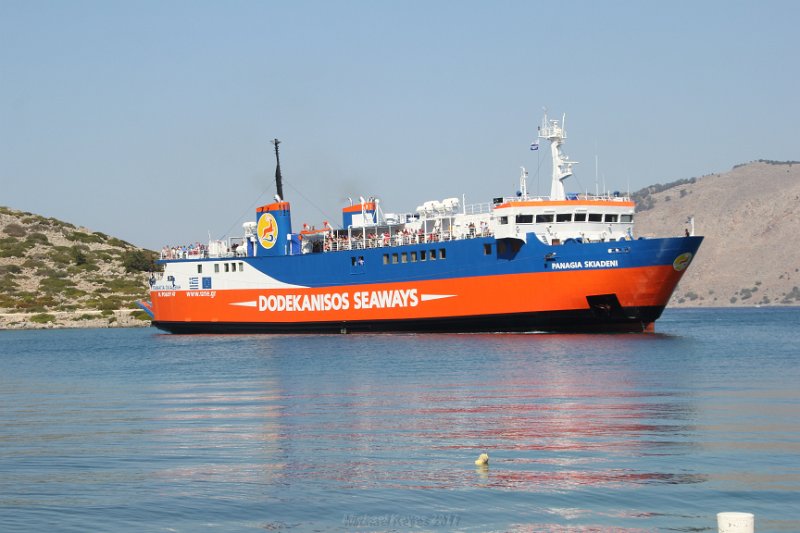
[139,113,702,333]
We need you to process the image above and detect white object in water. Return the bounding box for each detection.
[717,512,754,533]
[474,453,489,466]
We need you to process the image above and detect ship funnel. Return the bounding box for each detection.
[256,201,294,256]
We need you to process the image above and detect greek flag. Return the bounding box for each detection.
[530,141,539,151]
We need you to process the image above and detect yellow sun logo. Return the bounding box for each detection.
[257,213,278,249]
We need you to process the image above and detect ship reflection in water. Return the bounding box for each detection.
[253,334,706,494]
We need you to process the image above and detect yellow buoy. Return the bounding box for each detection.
[474,453,489,466]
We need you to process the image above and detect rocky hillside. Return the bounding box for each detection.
[0,206,158,329]
[633,160,800,307]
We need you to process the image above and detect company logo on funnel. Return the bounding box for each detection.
[258,213,278,249]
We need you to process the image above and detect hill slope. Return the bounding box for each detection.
[0,206,157,329]
[633,160,800,306]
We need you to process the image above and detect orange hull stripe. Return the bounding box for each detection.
[151,266,682,324]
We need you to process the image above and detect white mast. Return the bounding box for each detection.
[519,166,528,199]
[538,112,578,200]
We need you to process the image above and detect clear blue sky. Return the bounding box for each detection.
[2,0,798,250]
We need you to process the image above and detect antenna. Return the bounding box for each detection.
[270,138,284,201]
[595,151,599,197]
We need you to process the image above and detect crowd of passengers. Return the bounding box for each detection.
[322,222,491,252]
[160,243,207,259]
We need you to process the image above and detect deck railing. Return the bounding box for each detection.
[159,228,494,260]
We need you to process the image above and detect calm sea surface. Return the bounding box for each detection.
[1,308,799,532]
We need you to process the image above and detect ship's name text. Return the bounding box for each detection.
[550,259,619,270]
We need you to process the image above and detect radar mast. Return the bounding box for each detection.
[538,112,578,200]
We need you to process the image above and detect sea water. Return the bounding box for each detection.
[0,308,798,532]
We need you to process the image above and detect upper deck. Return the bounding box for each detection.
[159,192,637,262]
[158,113,644,263]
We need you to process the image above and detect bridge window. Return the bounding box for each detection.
[392,253,399,264]
[197,264,203,274]
[499,216,508,224]
[238,262,244,271]
[484,243,492,255]
[535,214,554,223]
[439,248,446,259]
[410,251,417,262]
[574,213,587,222]
[621,214,633,223]
[430,249,437,260]
[224,263,230,272]
[604,214,619,223]
[588,213,602,222]
[214,264,220,273]
[515,214,533,223]
[420,250,427,261]
[556,213,572,222]
[383,254,389,265]
[401,252,408,263]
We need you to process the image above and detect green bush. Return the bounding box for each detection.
[0,276,17,291]
[103,277,146,294]
[25,232,49,245]
[35,266,67,279]
[63,287,87,299]
[33,282,66,301]
[48,246,73,265]
[108,237,132,248]
[30,313,56,324]
[68,246,87,265]
[88,296,124,311]
[0,294,17,309]
[122,249,158,272]
[0,264,22,275]
[14,293,58,311]
[67,231,104,244]
[0,238,27,257]
[3,223,26,237]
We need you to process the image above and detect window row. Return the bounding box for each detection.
[500,213,634,224]
[197,262,245,274]
[382,248,447,265]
